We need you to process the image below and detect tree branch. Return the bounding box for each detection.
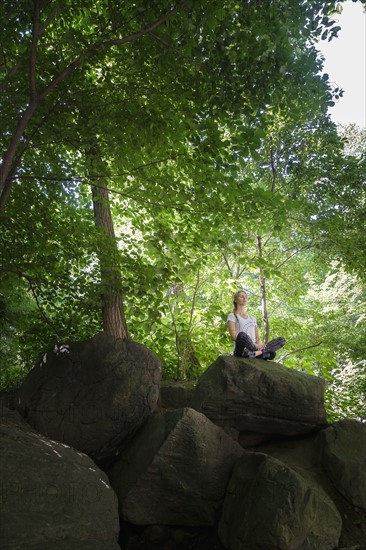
[0,102,38,197]
[7,174,220,213]
[277,341,322,363]
[39,5,177,100]
[101,6,177,47]
[30,0,41,100]
[0,266,42,284]
[274,243,314,270]
[222,253,233,276]
[263,233,273,248]
[27,277,61,338]
[1,266,61,337]
[10,152,185,182]
[149,31,196,64]
[0,5,178,211]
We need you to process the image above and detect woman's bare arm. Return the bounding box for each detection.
[228,320,237,341]
[255,326,264,350]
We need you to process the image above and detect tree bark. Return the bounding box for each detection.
[91,180,128,339]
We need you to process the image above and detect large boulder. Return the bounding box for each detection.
[218,452,342,550]
[108,407,243,526]
[190,355,327,443]
[15,332,161,464]
[320,419,366,510]
[0,416,120,550]
[253,430,366,549]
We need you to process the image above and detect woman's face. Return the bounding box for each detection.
[235,292,247,307]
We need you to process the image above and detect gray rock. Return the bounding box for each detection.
[120,524,226,550]
[218,451,342,550]
[158,380,195,409]
[320,419,366,510]
[190,355,327,441]
[0,416,119,549]
[0,390,15,412]
[108,407,243,526]
[252,432,366,549]
[15,332,161,464]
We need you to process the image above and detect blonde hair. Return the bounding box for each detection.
[232,290,247,312]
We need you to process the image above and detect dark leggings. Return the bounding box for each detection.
[234,332,286,357]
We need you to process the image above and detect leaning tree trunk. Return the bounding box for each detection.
[89,156,128,339]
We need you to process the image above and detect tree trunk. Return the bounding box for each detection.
[257,235,269,344]
[270,136,277,193]
[169,282,201,380]
[91,182,128,339]
[255,136,277,342]
[0,103,38,215]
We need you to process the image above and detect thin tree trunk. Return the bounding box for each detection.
[91,183,128,338]
[257,235,269,344]
[256,135,277,342]
[270,136,277,193]
[169,281,201,380]
[181,270,201,379]
[167,288,182,379]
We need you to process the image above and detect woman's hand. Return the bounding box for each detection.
[256,343,265,351]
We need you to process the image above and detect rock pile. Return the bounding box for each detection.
[1,334,365,549]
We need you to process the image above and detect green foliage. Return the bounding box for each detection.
[1,0,365,424]
[0,275,36,389]
[0,178,102,385]
[325,361,366,422]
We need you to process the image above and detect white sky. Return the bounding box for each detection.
[317,1,366,128]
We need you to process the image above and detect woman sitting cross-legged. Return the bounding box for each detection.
[227,290,286,360]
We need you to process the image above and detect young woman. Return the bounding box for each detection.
[227,290,286,360]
